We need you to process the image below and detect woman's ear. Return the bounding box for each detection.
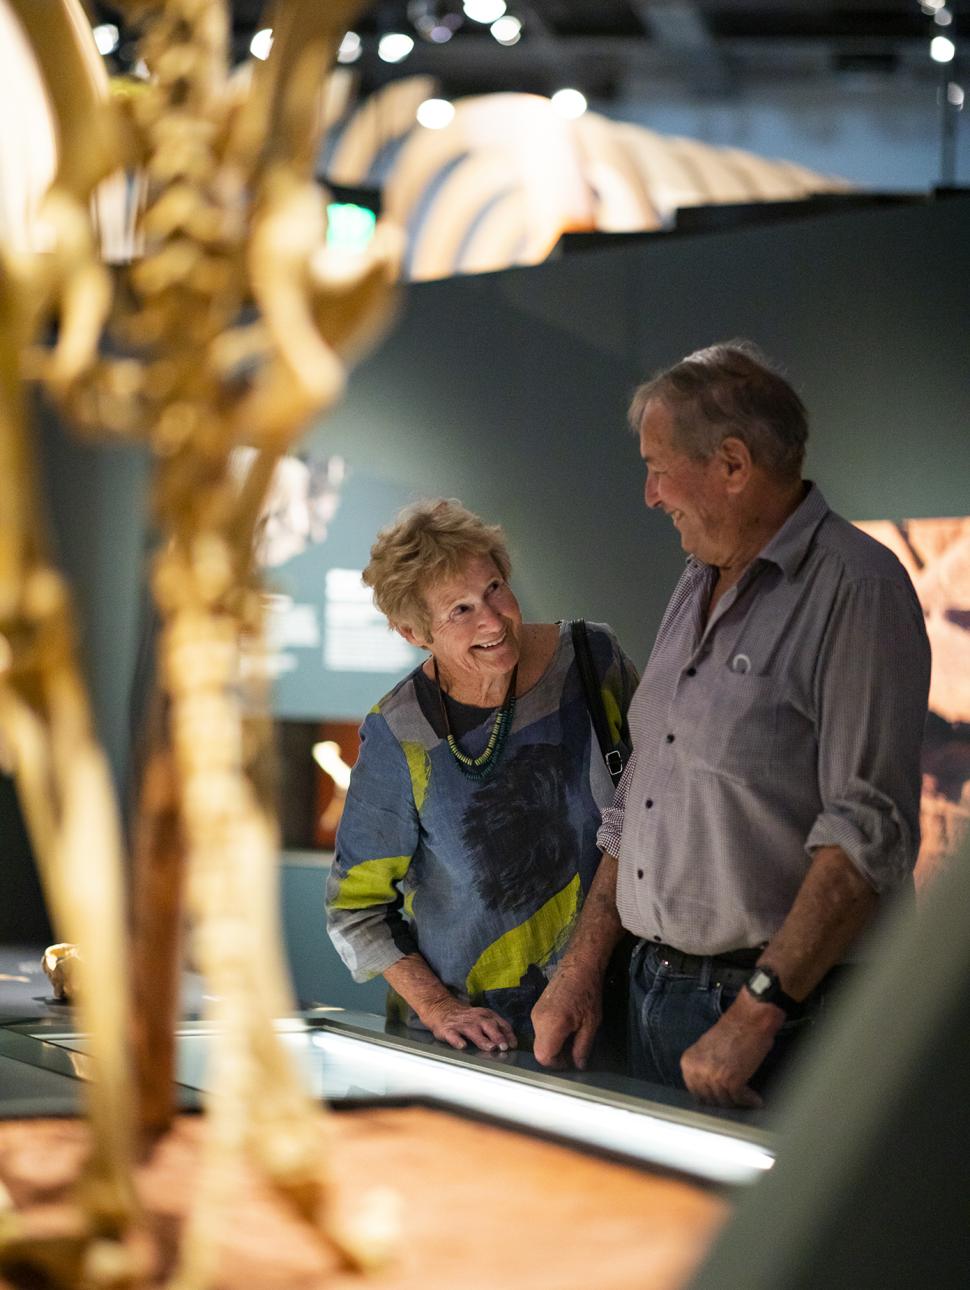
[396,622,430,650]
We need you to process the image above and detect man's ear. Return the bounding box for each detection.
[718,436,753,493]
[397,622,430,650]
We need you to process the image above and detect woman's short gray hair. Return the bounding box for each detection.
[628,341,808,481]
[363,499,512,638]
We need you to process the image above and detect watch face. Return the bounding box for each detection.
[749,969,772,996]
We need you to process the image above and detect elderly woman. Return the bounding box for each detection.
[325,500,638,1054]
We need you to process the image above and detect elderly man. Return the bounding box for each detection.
[532,342,930,1108]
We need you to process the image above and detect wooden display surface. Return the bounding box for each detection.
[0,1107,728,1289]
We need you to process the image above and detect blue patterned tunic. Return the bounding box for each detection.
[326,621,638,1037]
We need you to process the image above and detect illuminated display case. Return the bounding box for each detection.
[0,958,773,1289]
[0,1008,773,1189]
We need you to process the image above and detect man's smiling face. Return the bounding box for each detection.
[639,400,731,565]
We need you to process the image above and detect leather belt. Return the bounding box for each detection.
[648,942,852,1007]
[652,942,761,991]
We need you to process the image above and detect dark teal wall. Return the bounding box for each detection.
[39,400,151,792]
[286,194,970,715]
[0,402,149,948]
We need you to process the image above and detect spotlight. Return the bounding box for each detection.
[93,23,120,56]
[379,32,415,63]
[464,0,506,24]
[409,1,463,43]
[930,35,956,63]
[249,28,273,61]
[416,98,456,129]
[490,15,522,45]
[338,31,362,64]
[550,88,587,120]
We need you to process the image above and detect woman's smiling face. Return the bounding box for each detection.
[409,555,522,694]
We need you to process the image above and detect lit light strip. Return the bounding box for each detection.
[311,1030,774,1187]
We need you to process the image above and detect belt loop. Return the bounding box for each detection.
[698,956,713,989]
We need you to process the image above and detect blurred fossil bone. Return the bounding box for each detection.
[0,0,400,1285]
[41,942,83,1001]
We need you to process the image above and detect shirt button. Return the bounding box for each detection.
[637,869,644,879]
[665,733,675,743]
[686,667,697,676]
[645,799,653,809]
[653,935,662,942]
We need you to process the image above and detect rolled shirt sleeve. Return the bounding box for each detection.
[596,747,635,857]
[806,574,931,892]
[326,711,421,981]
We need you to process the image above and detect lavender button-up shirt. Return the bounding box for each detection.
[597,484,930,957]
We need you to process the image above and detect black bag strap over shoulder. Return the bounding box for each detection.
[570,619,627,786]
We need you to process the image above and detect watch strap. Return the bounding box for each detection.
[745,965,801,1016]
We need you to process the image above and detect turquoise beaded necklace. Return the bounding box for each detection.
[433,659,517,779]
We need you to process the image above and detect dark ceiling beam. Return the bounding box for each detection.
[359,34,934,91]
[514,1,564,63]
[631,0,736,95]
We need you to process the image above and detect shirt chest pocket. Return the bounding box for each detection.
[687,670,784,784]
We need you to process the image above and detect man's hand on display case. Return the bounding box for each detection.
[533,851,623,1070]
[531,962,603,1071]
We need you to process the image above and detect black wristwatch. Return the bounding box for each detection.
[744,965,800,1016]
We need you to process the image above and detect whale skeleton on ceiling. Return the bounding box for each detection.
[318,78,849,281]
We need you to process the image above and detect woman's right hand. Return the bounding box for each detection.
[420,996,517,1053]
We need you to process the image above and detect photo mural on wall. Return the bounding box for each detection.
[251,457,424,718]
[235,446,348,569]
[855,518,970,889]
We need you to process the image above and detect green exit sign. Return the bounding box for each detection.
[326,202,377,251]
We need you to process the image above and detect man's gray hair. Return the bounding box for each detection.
[628,341,808,481]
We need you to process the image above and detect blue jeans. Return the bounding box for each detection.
[627,940,819,1096]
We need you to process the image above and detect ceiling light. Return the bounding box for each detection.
[338,31,362,63]
[490,15,522,45]
[92,23,120,56]
[934,7,953,24]
[920,0,945,11]
[410,1,463,42]
[947,81,964,108]
[249,27,273,61]
[416,98,456,129]
[379,32,415,63]
[930,35,956,62]
[550,88,588,120]
[463,0,506,24]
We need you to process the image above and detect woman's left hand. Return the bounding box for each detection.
[384,953,517,1053]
